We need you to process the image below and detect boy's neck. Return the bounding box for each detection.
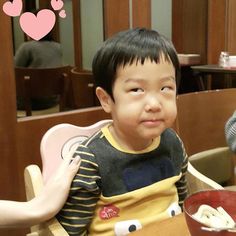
[108,124,157,152]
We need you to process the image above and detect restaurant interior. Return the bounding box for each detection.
[1,0,236,235]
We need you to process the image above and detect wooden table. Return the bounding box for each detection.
[191,64,236,90]
[130,213,190,236]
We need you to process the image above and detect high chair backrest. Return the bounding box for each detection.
[40,119,112,183]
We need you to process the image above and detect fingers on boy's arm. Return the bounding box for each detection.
[70,155,81,169]
[67,155,81,179]
[60,149,79,167]
[56,152,80,176]
[63,150,75,163]
[71,155,81,164]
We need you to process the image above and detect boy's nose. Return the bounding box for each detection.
[144,96,161,112]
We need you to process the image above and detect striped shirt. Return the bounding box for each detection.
[57,126,188,235]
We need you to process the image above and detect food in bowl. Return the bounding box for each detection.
[192,204,235,229]
[183,190,236,236]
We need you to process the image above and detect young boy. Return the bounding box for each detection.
[57,28,188,236]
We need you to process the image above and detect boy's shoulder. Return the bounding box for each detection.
[162,128,180,140]
[76,126,113,155]
[80,128,104,147]
[161,128,184,152]
[73,128,104,161]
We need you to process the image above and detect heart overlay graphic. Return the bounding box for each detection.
[59,9,66,18]
[19,9,56,41]
[3,0,22,17]
[51,0,64,11]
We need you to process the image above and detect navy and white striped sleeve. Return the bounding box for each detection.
[57,144,101,235]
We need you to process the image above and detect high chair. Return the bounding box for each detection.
[25,120,111,236]
[24,120,223,236]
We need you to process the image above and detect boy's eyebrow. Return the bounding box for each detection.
[124,78,146,83]
[124,76,176,83]
[159,76,176,82]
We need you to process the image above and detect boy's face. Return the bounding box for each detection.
[97,57,177,150]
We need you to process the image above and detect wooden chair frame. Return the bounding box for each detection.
[15,66,71,116]
[70,68,99,109]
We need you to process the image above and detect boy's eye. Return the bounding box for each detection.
[161,85,175,91]
[130,88,144,92]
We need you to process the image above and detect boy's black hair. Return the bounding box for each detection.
[92,28,180,99]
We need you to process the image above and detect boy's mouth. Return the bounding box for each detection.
[141,119,164,127]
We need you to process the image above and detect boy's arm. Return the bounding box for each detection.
[175,139,188,208]
[0,156,81,228]
[57,146,101,235]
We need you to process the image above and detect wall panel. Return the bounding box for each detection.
[207,0,227,64]
[132,0,151,28]
[0,1,27,235]
[0,0,18,199]
[172,0,208,64]
[103,0,130,38]
[227,0,236,54]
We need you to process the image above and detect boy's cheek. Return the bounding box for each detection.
[167,107,178,125]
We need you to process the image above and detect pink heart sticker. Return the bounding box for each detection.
[19,9,56,41]
[59,9,66,18]
[51,0,64,11]
[3,0,23,17]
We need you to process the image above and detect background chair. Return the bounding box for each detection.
[188,147,236,188]
[175,88,236,189]
[70,68,99,109]
[15,66,71,117]
[24,120,225,235]
[176,88,236,155]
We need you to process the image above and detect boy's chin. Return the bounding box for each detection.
[141,131,162,140]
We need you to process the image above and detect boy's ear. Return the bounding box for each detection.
[96,87,112,113]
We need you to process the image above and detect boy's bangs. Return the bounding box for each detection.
[112,35,178,69]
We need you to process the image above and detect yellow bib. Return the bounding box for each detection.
[89,174,182,236]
